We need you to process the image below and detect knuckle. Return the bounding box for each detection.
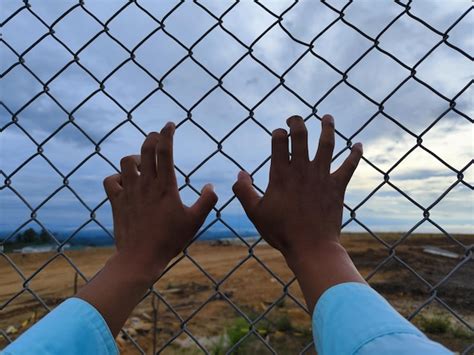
[294,169,308,182]
[342,159,358,173]
[147,131,160,140]
[349,158,359,169]
[232,181,242,194]
[324,120,335,129]
[102,177,111,190]
[269,170,284,184]
[103,175,120,198]
[140,180,154,193]
[320,137,334,149]
[120,156,132,167]
[103,175,114,186]
[120,156,138,169]
[157,143,171,155]
[141,140,156,154]
[292,126,307,138]
[143,132,159,148]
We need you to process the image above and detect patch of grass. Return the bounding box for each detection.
[419,315,451,334]
[227,317,250,348]
[450,326,474,340]
[211,335,227,355]
[223,316,270,354]
[294,325,312,338]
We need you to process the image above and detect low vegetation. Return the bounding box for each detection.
[1,228,54,252]
[419,315,451,334]
[415,314,474,343]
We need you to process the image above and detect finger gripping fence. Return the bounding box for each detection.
[0,0,473,354]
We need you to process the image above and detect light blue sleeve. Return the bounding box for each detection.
[2,297,118,355]
[312,282,452,355]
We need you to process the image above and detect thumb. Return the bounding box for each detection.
[190,183,218,223]
[232,171,261,217]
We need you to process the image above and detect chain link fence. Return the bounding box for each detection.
[1,0,473,354]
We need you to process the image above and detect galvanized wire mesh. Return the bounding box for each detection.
[1,0,473,354]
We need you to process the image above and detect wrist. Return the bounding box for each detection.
[76,251,168,337]
[282,239,365,313]
[282,239,344,271]
[107,251,168,287]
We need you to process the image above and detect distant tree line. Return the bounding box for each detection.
[4,228,54,245]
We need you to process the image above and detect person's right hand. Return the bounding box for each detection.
[232,115,365,311]
[77,122,217,337]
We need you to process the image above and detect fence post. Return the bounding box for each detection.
[152,291,159,354]
[73,272,78,295]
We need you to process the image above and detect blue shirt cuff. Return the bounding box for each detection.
[3,297,118,355]
[312,282,426,355]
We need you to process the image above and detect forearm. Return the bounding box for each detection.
[284,240,366,313]
[76,252,165,337]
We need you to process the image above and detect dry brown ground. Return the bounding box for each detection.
[1,233,473,354]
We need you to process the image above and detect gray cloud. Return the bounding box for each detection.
[1,0,472,235]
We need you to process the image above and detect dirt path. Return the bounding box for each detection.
[1,234,472,353]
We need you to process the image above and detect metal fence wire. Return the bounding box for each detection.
[0,0,473,354]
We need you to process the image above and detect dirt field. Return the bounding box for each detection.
[1,233,473,354]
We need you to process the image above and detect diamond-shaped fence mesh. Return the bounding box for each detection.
[1,0,473,354]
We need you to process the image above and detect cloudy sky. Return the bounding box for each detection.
[1,0,472,240]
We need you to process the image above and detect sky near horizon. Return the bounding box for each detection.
[1,0,473,239]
